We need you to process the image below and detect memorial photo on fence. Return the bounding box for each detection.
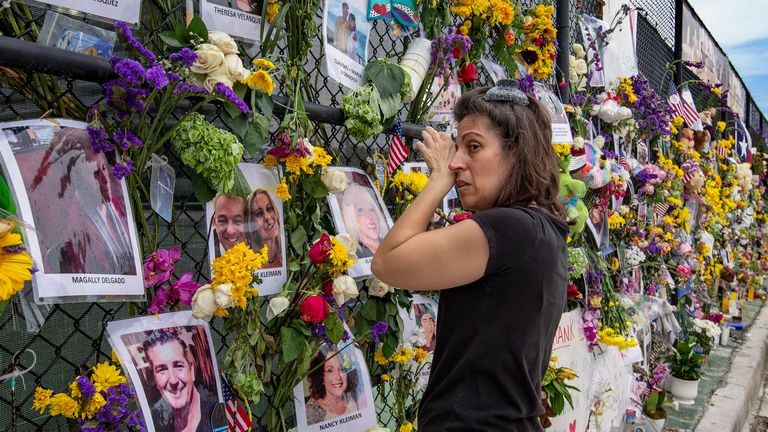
[0,119,144,302]
[200,0,267,42]
[322,0,369,88]
[293,340,377,431]
[107,311,223,432]
[206,163,287,296]
[327,167,393,278]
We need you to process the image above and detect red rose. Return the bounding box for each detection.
[452,45,463,60]
[299,295,329,323]
[309,234,332,264]
[322,279,334,296]
[453,212,472,223]
[458,63,478,85]
[567,283,582,299]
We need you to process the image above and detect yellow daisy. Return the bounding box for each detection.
[90,362,125,392]
[32,387,53,413]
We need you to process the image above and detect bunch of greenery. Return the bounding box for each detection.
[665,336,703,381]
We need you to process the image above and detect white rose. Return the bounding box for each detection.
[332,275,359,306]
[208,31,239,55]
[334,233,358,261]
[203,64,234,92]
[321,168,348,194]
[214,283,236,309]
[573,136,585,150]
[568,70,579,84]
[572,43,586,59]
[224,54,249,82]
[191,285,217,321]
[190,43,225,75]
[574,58,588,75]
[267,297,290,321]
[367,276,393,298]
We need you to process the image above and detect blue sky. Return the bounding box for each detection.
[688,0,768,118]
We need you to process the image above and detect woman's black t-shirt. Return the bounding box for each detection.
[418,207,568,431]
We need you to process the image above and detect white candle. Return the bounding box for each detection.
[400,38,431,103]
[185,0,194,26]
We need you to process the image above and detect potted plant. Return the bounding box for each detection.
[641,388,668,431]
[664,336,703,404]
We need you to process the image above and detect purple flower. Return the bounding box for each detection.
[683,60,703,69]
[629,74,673,137]
[174,81,209,96]
[429,28,472,81]
[102,79,150,112]
[173,273,201,305]
[646,242,660,255]
[143,247,181,287]
[516,74,535,95]
[112,159,135,180]
[169,48,198,67]
[145,64,169,89]
[111,57,146,86]
[115,21,157,64]
[571,93,587,105]
[77,375,97,399]
[113,130,143,151]
[4,246,26,253]
[87,126,114,153]
[167,71,181,82]
[214,82,249,113]
[370,321,389,343]
[311,323,334,347]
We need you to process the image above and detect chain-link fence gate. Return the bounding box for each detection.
[0,0,763,430]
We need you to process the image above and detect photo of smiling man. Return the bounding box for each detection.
[108,312,223,432]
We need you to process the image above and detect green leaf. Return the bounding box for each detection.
[191,174,216,203]
[552,393,565,415]
[291,225,308,250]
[302,175,329,199]
[377,94,402,122]
[646,391,659,414]
[364,59,405,99]
[228,166,250,198]
[291,319,312,336]
[382,333,398,358]
[0,175,16,213]
[240,113,270,155]
[187,16,209,42]
[361,300,377,321]
[254,92,274,117]
[324,314,344,344]
[223,112,250,138]
[159,32,186,48]
[280,326,305,363]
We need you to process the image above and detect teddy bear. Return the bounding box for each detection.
[735,163,753,193]
[693,129,711,151]
[680,127,695,152]
[559,154,588,234]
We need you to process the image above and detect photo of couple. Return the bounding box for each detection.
[206,163,287,295]
[325,0,369,64]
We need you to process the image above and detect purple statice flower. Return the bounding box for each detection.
[602,149,617,160]
[429,28,472,81]
[87,125,114,153]
[516,74,535,95]
[370,321,389,343]
[311,323,334,347]
[571,93,587,105]
[322,294,346,319]
[166,71,181,82]
[600,131,612,143]
[113,130,143,151]
[143,247,181,287]
[173,81,209,96]
[683,60,704,69]
[169,47,198,67]
[111,57,146,86]
[145,64,169,89]
[77,375,97,399]
[633,168,658,190]
[630,74,673,137]
[646,242,660,256]
[112,159,135,180]
[341,329,351,342]
[79,424,106,432]
[214,82,249,113]
[4,245,26,253]
[115,21,157,64]
[102,79,150,112]
[586,269,603,293]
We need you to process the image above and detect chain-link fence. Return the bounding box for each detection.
[0,0,763,430]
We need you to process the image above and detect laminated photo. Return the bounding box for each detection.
[327,167,394,278]
[397,293,438,383]
[401,162,461,223]
[206,163,287,296]
[27,0,142,24]
[323,0,370,88]
[534,82,573,144]
[293,339,377,431]
[0,119,143,303]
[107,311,224,432]
[426,73,461,124]
[201,0,267,42]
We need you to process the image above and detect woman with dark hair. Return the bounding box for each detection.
[413,303,436,352]
[245,189,282,268]
[304,346,359,425]
[372,80,568,431]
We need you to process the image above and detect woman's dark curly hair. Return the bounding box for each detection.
[307,346,359,400]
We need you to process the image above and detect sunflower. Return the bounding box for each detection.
[0,221,33,301]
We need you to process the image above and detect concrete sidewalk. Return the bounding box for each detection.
[678,300,768,432]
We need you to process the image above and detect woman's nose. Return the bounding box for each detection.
[448,152,465,172]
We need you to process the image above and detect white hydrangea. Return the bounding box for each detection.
[692,318,721,340]
[624,245,646,268]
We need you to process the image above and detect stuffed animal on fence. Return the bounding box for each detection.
[680,127,695,152]
[559,154,588,234]
[693,129,711,151]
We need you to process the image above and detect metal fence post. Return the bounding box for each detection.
[556,0,570,103]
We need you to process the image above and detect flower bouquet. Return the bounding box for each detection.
[374,344,431,431]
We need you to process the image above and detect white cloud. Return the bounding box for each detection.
[688,0,768,47]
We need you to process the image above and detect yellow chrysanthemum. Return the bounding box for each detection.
[381,373,391,381]
[82,392,106,419]
[265,0,281,22]
[263,154,278,168]
[0,222,34,301]
[399,422,414,432]
[276,178,291,200]
[242,70,275,95]
[375,348,390,365]
[328,237,353,272]
[285,154,313,175]
[90,362,125,392]
[48,393,79,419]
[32,387,53,413]
[251,58,275,70]
[717,121,726,133]
[311,147,333,167]
[414,348,429,363]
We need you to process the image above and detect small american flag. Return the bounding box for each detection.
[222,374,252,432]
[667,85,700,129]
[618,153,631,172]
[718,143,729,159]
[655,202,670,219]
[386,121,409,176]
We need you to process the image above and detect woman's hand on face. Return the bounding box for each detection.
[416,127,456,185]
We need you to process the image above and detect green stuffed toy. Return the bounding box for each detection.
[559,154,588,235]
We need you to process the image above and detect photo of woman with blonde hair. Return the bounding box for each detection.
[339,182,389,259]
[245,189,283,269]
